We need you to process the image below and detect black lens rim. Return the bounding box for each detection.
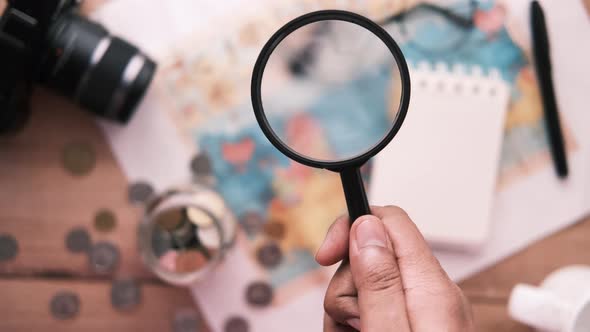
[251,10,411,171]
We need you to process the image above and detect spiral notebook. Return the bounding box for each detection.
[369,63,510,251]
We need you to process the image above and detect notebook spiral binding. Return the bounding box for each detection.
[408,61,507,99]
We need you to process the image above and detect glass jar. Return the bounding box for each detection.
[138,184,236,285]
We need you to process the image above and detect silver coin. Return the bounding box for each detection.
[171,219,197,249]
[190,153,212,177]
[151,227,173,258]
[0,234,18,262]
[50,291,80,320]
[224,316,249,332]
[65,227,91,254]
[89,241,120,274]
[173,308,201,332]
[110,278,141,311]
[128,181,155,204]
[256,242,283,269]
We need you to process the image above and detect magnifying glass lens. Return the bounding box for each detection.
[260,20,403,163]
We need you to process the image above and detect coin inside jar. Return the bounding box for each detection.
[155,208,185,232]
[138,186,234,286]
[185,207,215,228]
[192,190,226,220]
[175,250,209,274]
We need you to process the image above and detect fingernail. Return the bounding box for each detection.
[346,318,361,330]
[355,217,387,249]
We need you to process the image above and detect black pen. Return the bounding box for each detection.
[530,1,568,178]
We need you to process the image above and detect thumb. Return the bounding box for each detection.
[349,215,411,332]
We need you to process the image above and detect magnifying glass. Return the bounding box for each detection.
[251,10,411,223]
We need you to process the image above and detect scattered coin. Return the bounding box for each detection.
[224,316,249,332]
[50,291,80,320]
[155,208,185,232]
[89,241,120,274]
[110,278,142,311]
[245,281,273,307]
[240,211,264,235]
[0,234,18,262]
[128,181,155,204]
[172,308,201,332]
[190,153,213,177]
[94,208,117,233]
[262,220,286,240]
[65,227,91,254]
[175,250,208,274]
[61,141,96,176]
[256,242,282,269]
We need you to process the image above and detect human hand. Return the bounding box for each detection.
[316,206,474,331]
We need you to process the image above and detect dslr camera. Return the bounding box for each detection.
[0,0,156,133]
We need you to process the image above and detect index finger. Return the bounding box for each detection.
[370,205,452,291]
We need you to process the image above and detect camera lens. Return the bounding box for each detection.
[39,12,156,123]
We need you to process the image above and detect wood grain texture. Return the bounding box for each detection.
[460,216,590,299]
[0,89,150,279]
[0,279,198,332]
[1,87,589,331]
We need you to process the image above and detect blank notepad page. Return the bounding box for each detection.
[369,63,509,251]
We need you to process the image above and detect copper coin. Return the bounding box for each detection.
[94,209,117,233]
[61,141,96,176]
[262,220,286,240]
[245,281,273,307]
[175,250,208,273]
[155,208,185,232]
[256,242,282,269]
[50,291,80,320]
[224,316,249,332]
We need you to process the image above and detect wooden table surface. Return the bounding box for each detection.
[1,88,589,332]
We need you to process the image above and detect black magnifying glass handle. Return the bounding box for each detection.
[340,167,371,225]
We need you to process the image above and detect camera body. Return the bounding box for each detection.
[0,0,156,133]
